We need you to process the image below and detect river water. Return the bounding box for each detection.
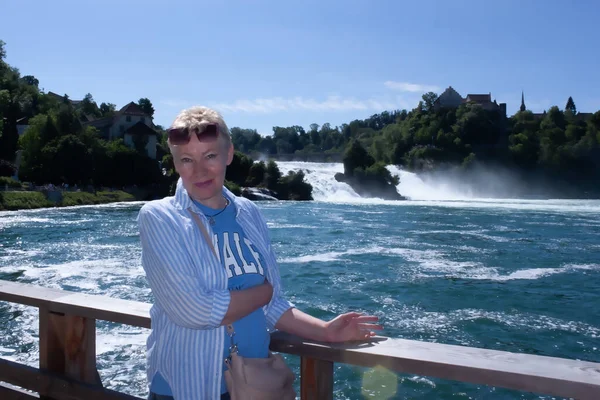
[1,162,599,399]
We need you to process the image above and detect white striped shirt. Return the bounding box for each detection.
[137,178,293,399]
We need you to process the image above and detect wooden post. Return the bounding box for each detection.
[300,356,333,400]
[39,307,102,399]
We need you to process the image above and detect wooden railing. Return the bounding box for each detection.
[0,280,599,399]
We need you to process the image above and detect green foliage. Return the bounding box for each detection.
[246,161,266,187]
[343,140,374,177]
[0,176,21,187]
[0,40,6,61]
[421,92,439,113]
[353,162,399,186]
[0,191,51,210]
[80,93,101,118]
[224,181,242,196]
[226,151,254,186]
[230,128,261,153]
[99,102,116,117]
[277,170,313,200]
[566,96,577,114]
[265,160,282,191]
[138,98,155,117]
[220,153,312,200]
[61,191,135,206]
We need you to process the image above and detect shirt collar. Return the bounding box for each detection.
[172,177,242,217]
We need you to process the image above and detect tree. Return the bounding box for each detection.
[100,102,116,117]
[39,115,60,145]
[225,151,253,186]
[0,40,6,61]
[343,139,374,177]
[265,160,282,191]
[566,96,577,114]
[80,93,100,117]
[246,161,266,186]
[138,98,155,117]
[20,75,39,87]
[421,92,439,112]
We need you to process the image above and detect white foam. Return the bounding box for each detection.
[452,263,600,281]
[387,305,600,339]
[387,165,469,200]
[275,161,600,214]
[266,223,318,229]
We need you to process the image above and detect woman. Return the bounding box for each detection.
[137,106,382,400]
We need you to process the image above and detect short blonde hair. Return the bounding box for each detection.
[168,106,231,147]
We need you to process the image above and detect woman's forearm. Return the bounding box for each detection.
[221,282,273,325]
[274,307,329,342]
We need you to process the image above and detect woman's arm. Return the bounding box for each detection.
[274,308,328,341]
[275,308,383,343]
[250,205,382,341]
[222,281,273,325]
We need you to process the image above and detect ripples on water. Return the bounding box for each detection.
[1,197,600,399]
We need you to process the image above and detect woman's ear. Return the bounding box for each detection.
[226,142,234,166]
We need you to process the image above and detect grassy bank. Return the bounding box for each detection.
[0,190,136,211]
[0,191,52,210]
[61,191,135,206]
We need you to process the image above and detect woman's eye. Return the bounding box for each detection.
[181,157,193,163]
[206,154,217,160]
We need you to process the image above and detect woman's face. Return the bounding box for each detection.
[172,132,234,208]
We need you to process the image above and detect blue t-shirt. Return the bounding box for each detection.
[150,198,270,395]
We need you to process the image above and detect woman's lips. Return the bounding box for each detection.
[194,179,213,188]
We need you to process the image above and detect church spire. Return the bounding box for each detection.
[520,91,526,112]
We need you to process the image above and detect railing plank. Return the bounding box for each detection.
[300,357,333,400]
[0,280,151,329]
[0,382,39,399]
[0,358,143,400]
[271,331,600,400]
[39,309,101,383]
[2,281,600,399]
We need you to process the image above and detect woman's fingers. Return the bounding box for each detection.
[352,315,380,323]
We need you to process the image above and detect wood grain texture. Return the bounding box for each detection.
[3,281,600,399]
[271,331,600,400]
[300,357,333,400]
[0,382,39,399]
[0,280,151,328]
[0,358,142,400]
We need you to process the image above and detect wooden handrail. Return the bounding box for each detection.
[1,280,600,400]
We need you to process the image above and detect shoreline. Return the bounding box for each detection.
[0,190,139,211]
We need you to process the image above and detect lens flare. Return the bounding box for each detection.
[361,365,398,399]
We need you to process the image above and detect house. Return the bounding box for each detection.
[83,102,158,159]
[434,86,507,116]
[47,91,82,107]
[434,86,463,109]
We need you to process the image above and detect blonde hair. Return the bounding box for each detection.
[168,106,231,147]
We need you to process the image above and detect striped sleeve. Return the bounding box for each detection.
[137,203,230,330]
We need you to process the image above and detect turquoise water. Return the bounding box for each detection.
[1,196,599,399]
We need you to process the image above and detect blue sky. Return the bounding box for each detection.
[2,0,599,135]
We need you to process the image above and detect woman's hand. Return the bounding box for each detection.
[324,312,383,343]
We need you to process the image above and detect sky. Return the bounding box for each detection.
[2,0,599,135]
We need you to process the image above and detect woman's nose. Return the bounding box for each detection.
[192,159,208,175]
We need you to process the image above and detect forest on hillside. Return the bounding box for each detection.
[2,37,599,198]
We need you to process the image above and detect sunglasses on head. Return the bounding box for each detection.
[167,123,219,145]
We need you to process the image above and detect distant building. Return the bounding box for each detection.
[83,102,158,159]
[520,92,594,122]
[434,86,507,117]
[47,91,83,107]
